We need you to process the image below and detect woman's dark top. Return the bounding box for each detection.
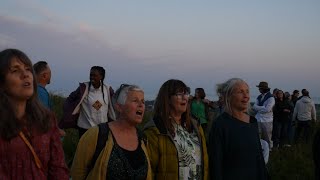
[107,131,148,180]
[313,129,320,180]
[208,112,268,180]
[274,99,293,122]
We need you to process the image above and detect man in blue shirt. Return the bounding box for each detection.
[33,61,52,109]
[34,61,66,138]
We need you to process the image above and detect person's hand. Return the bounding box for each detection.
[202,99,210,104]
[59,129,66,137]
[312,119,318,125]
[283,109,290,113]
[252,104,258,111]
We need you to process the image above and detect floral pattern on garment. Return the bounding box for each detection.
[173,123,202,180]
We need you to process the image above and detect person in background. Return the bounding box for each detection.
[0,49,68,179]
[253,81,275,150]
[71,84,151,180]
[272,88,279,98]
[291,90,300,107]
[144,79,209,180]
[293,89,316,143]
[33,61,52,109]
[273,90,292,148]
[190,88,210,132]
[301,89,310,98]
[271,88,279,146]
[60,66,116,138]
[33,61,65,138]
[208,78,268,180]
[284,91,295,145]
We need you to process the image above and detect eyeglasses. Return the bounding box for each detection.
[174,92,190,99]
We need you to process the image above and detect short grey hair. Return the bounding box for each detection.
[216,78,249,114]
[113,84,144,105]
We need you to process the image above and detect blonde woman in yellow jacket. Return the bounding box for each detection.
[71,84,152,180]
[144,79,209,180]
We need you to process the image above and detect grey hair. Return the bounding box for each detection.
[115,85,144,105]
[216,78,249,114]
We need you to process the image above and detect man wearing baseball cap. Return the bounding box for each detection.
[253,81,276,150]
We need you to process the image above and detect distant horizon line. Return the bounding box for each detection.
[48,90,320,105]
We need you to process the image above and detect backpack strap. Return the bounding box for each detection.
[87,123,147,175]
[87,122,109,174]
[137,128,148,146]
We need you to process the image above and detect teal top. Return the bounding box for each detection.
[191,100,207,124]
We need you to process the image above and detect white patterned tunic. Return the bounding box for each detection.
[172,123,202,180]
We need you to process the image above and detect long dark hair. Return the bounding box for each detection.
[194,87,206,99]
[88,66,107,103]
[153,79,192,136]
[0,49,51,140]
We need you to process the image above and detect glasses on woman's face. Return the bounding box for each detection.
[174,92,190,99]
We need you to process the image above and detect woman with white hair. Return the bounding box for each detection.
[208,78,268,180]
[71,84,151,180]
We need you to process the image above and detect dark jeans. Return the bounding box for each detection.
[287,120,295,145]
[273,120,289,148]
[294,120,311,143]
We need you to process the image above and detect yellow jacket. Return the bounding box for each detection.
[71,126,152,180]
[144,118,209,180]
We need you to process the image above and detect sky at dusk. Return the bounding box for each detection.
[1,0,320,101]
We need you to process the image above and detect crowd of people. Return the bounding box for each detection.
[0,48,319,180]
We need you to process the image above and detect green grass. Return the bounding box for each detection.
[268,143,315,180]
[51,93,319,179]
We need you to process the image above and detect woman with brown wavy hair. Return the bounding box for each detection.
[0,49,68,180]
[144,79,209,180]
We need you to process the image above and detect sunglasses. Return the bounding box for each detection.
[114,83,130,102]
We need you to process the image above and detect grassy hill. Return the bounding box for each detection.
[51,94,320,179]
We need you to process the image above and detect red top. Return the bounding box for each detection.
[0,117,69,180]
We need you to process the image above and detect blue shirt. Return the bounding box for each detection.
[37,84,51,109]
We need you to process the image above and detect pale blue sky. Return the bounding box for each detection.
[1,0,320,101]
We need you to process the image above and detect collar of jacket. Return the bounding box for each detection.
[145,115,200,135]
